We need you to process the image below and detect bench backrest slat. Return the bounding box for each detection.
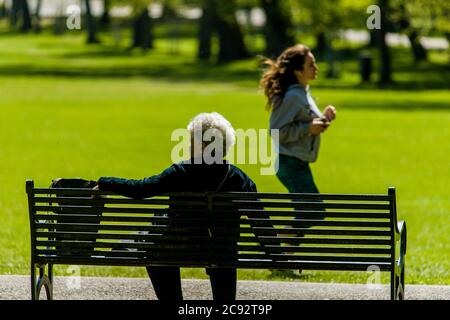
[34,224,392,235]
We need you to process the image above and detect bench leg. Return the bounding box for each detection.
[31,264,36,300]
[48,264,54,289]
[400,268,405,299]
[396,264,405,300]
[391,257,405,300]
[32,264,54,300]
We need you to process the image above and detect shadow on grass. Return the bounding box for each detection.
[268,269,304,280]
[1,63,448,111]
[268,269,327,282]
[1,61,449,91]
[338,97,450,111]
[0,61,262,85]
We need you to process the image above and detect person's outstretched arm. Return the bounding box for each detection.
[98,164,183,199]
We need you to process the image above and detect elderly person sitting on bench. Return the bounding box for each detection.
[96,112,257,301]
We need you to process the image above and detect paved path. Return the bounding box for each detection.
[1,276,448,300]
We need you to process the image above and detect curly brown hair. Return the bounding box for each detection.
[260,44,311,111]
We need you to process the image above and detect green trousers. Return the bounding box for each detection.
[276,154,320,194]
[276,154,325,230]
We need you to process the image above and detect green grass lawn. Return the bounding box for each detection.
[0,32,448,285]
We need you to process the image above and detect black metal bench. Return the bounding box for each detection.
[26,179,407,300]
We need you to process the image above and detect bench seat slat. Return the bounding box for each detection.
[229,260,392,271]
[33,256,392,271]
[33,256,213,267]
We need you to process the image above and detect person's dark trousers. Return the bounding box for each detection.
[275,154,325,240]
[146,266,183,301]
[276,154,320,194]
[146,266,237,301]
[206,268,237,301]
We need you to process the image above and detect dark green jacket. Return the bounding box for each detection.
[98,160,257,197]
[99,161,259,259]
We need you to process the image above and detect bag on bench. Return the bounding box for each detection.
[49,178,103,257]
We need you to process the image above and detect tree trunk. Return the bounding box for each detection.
[315,31,328,55]
[325,41,338,79]
[260,0,296,57]
[10,0,32,31]
[100,0,111,28]
[161,2,177,21]
[197,0,214,61]
[368,29,377,47]
[10,0,19,28]
[85,0,100,43]
[34,0,42,33]
[397,3,427,62]
[376,0,392,83]
[407,30,427,62]
[0,1,6,19]
[132,8,153,51]
[20,0,32,32]
[215,0,248,63]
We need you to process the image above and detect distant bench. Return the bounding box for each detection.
[26,179,407,300]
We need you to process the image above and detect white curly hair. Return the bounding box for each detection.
[187,112,236,158]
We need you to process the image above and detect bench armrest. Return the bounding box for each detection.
[396,220,407,256]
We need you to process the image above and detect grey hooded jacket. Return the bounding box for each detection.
[269,84,323,163]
